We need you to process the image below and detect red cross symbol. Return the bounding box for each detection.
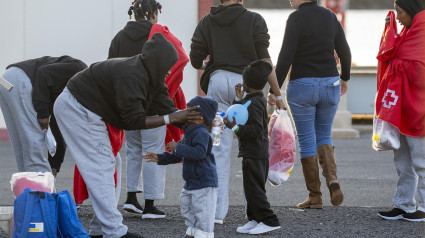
[382,89,398,109]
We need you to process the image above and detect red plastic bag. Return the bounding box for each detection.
[268,109,296,186]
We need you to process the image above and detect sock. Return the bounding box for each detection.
[145,199,154,210]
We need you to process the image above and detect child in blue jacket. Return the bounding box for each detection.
[144,96,218,238]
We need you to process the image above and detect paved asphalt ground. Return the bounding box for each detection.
[1,133,425,237]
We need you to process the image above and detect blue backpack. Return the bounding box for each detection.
[13,188,89,238]
[13,188,59,238]
[55,190,89,238]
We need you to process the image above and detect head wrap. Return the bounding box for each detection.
[395,0,425,18]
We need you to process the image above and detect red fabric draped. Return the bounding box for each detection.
[376,10,425,137]
[149,24,189,146]
[73,123,125,205]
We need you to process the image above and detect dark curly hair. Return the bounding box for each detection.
[128,0,162,20]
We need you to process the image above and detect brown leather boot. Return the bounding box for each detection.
[297,156,323,209]
[317,144,343,206]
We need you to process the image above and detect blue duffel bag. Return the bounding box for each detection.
[13,188,59,238]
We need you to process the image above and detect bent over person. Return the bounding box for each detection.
[0,56,86,175]
[54,34,203,238]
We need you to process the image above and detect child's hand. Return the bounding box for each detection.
[144,152,159,163]
[235,83,245,99]
[224,116,237,129]
[165,140,178,151]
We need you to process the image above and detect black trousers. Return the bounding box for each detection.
[48,115,67,172]
[243,157,280,227]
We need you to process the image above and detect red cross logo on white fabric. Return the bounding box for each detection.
[382,89,399,109]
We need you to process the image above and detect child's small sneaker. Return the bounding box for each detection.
[141,206,165,219]
[236,220,258,234]
[123,202,144,214]
[248,222,280,235]
[402,210,425,222]
[378,208,406,220]
[214,219,223,224]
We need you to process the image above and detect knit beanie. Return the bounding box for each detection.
[187,96,218,125]
[395,0,425,19]
[242,60,273,90]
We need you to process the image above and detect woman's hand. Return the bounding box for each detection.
[385,15,390,26]
[235,83,245,99]
[169,106,203,125]
[341,80,349,96]
[144,152,159,163]
[37,118,50,131]
[165,140,178,152]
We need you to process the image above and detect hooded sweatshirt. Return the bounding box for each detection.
[108,20,153,59]
[67,33,178,130]
[190,4,271,94]
[7,56,87,119]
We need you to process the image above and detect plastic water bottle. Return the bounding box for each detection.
[211,112,225,146]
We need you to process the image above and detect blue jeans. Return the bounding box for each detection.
[287,77,341,158]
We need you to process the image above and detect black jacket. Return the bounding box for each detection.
[67,34,178,130]
[275,1,351,88]
[190,4,271,93]
[108,20,170,116]
[234,91,269,160]
[7,56,87,119]
[108,20,153,59]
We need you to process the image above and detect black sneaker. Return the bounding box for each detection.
[141,206,166,219]
[120,232,143,238]
[378,208,406,220]
[123,202,144,214]
[403,210,425,222]
[90,236,102,238]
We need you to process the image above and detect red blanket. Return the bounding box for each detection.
[149,24,189,145]
[376,10,425,137]
[74,123,124,205]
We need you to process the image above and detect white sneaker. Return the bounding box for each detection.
[248,222,281,235]
[123,203,143,214]
[214,219,223,224]
[236,220,258,234]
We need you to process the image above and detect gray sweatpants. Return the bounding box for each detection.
[393,134,425,213]
[54,88,127,238]
[181,187,217,238]
[125,126,166,199]
[0,67,51,173]
[207,70,243,220]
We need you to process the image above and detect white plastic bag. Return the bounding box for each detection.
[10,172,54,198]
[268,109,296,186]
[372,116,400,151]
[45,127,57,157]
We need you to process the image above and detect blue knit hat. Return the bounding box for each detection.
[187,96,218,125]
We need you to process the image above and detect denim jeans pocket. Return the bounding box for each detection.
[288,80,315,106]
[326,81,341,105]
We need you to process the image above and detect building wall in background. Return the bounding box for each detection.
[0,0,199,129]
[213,0,394,9]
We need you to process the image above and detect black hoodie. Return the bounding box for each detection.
[67,33,178,130]
[190,4,271,93]
[108,20,153,59]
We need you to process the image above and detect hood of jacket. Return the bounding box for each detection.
[210,4,247,26]
[122,20,153,41]
[141,33,178,91]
